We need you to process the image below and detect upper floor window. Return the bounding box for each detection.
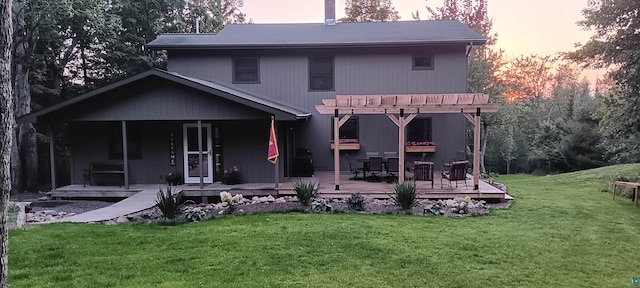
[407,118,432,142]
[412,55,434,70]
[309,57,334,91]
[233,57,260,83]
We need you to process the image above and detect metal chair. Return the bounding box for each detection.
[383,151,397,159]
[345,154,364,180]
[385,157,399,183]
[366,152,380,158]
[441,160,469,189]
[366,156,383,182]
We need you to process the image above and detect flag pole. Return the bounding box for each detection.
[272,116,279,190]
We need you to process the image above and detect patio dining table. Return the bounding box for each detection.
[356,158,387,179]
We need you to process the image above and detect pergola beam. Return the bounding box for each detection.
[316,104,500,115]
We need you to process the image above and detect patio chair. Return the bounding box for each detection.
[442,149,468,168]
[366,152,380,158]
[414,161,434,188]
[441,160,469,189]
[366,156,383,182]
[385,157,399,183]
[345,154,364,180]
[383,151,397,159]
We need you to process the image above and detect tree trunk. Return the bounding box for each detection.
[0,0,14,285]
[11,8,37,193]
[479,124,488,174]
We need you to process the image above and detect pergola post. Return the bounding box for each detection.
[463,109,482,193]
[387,109,416,184]
[473,108,481,192]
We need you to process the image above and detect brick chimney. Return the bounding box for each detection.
[325,0,336,25]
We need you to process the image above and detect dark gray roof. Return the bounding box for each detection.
[147,20,485,49]
[18,69,310,123]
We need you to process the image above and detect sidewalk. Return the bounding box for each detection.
[59,186,180,223]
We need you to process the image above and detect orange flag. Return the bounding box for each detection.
[267,119,279,164]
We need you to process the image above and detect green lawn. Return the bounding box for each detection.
[9,164,640,287]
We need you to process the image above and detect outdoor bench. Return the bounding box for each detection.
[85,162,125,187]
[612,181,640,206]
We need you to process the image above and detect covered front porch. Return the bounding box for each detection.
[50,170,507,201]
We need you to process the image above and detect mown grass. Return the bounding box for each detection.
[9,164,640,287]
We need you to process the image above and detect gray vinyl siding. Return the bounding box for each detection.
[168,46,469,172]
[56,79,267,122]
[70,120,282,185]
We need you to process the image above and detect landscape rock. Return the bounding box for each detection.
[116,216,129,223]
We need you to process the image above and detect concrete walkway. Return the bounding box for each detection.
[59,186,179,223]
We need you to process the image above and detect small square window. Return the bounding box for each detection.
[309,57,334,91]
[413,55,434,70]
[407,118,432,142]
[232,57,259,83]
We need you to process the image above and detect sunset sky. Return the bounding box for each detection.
[242,0,596,67]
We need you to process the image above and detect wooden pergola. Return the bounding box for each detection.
[315,93,500,192]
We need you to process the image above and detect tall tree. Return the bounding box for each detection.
[424,0,505,173]
[0,0,13,284]
[340,0,400,22]
[567,0,640,162]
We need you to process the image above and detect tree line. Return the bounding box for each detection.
[9,0,247,193]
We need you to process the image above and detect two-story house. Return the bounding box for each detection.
[19,1,498,192]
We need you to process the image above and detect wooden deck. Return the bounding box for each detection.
[310,171,506,200]
[51,171,507,201]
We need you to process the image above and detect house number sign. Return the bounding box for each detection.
[169,132,176,166]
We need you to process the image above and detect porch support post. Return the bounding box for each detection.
[197,120,204,190]
[48,124,56,190]
[333,109,340,190]
[121,121,129,190]
[473,108,481,192]
[398,109,405,184]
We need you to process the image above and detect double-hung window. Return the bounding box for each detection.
[309,57,334,91]
[233,57,260,83]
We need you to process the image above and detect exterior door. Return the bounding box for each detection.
[183,123,213,184]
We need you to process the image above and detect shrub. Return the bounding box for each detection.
[184,207,207,222]
[391,181,417,210]
[311,198,332,212]
[220,191,243,214]
[424,202,445,216]
[294,180,317,206]
[156,186,182,219]
[347,193,366,211]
